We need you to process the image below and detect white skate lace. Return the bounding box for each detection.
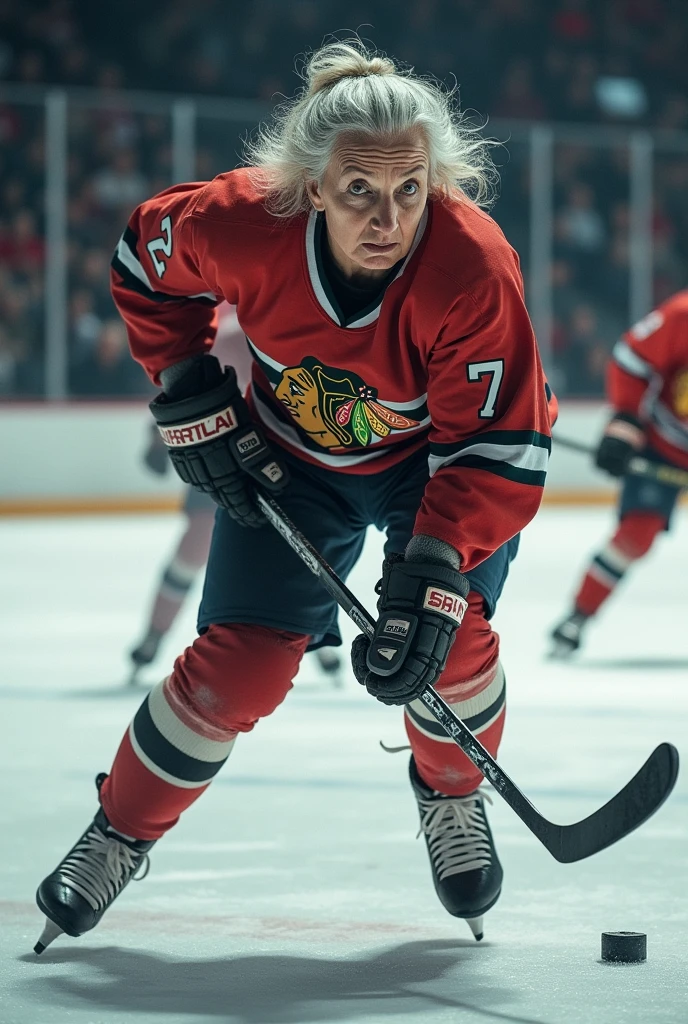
[417,790,494,881]
[57,825,150,912]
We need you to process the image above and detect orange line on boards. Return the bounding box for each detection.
[0,491,685,517]
[541,491,616,506]
[0,497,183,517]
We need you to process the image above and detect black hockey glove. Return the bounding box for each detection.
[595,412,645,478]
[150,355,289,527]
[351,553,470,706]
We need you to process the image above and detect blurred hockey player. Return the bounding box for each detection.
[35,41,552,954]
[551,290,688,657]
[129,304,343,685]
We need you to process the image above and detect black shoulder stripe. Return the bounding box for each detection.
[111,251,218,307]
[247,340,282,385]
[123,224,140,257]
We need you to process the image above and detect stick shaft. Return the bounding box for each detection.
[257,494,544,819]
[552,433,688,488]
[256,492,678,862]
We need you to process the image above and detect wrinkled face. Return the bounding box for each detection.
[306,129,430,281]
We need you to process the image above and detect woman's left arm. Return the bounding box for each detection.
[415,267,552,571]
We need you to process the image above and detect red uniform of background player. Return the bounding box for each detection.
[551,289,688,655]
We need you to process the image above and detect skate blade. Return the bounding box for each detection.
[466,916,484,942]
[548,640,576,661]
[34,917,64,955]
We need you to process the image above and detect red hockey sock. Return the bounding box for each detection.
[100,623,309,840]
[404,591,504,796]
[575,511,666,617]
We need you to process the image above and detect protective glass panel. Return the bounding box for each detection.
[0,100,46,397]
[652,150,688,308]
[195,115,259,181]
[66,103,171,398]
[493,137,531,282]
[550,139,630,398]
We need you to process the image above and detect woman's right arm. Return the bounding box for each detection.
[110,182,226,385]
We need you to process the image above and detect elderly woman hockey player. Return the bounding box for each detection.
[35,40,551,953]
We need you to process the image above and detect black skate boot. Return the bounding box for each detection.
[550,610,588,659]
[34,774,155,954]
[315,647,344,688]
[128,628,164,683]
[409,757,502,941]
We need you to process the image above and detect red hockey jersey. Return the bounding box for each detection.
[609,289,688,470]
[111,168,551,570]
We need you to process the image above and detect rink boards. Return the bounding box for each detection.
[0,400,622,515]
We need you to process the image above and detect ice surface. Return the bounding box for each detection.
[0,507,686,1024]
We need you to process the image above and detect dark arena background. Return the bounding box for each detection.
[0,3,686,1022]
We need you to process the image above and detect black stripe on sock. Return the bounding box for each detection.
[439,455,547,488]
[161,566,195,593]
[405,678,506,738]
[593,554,625,581]
[132,697,228,784]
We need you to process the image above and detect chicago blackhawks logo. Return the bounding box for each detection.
[275,357,420,450]
[672,369,688,419]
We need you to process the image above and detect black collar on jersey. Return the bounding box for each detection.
[317,215,402,325]
[304,207,429,329]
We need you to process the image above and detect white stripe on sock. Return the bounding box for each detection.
[128,722,227,789]
[404,662,505,743]
[147,679,236,762]
[598,543,634,574]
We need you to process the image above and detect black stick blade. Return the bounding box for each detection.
[257,495,681,865]
[544,743,679,864]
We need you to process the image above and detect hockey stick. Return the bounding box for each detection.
[553,433,688,489]
[257,492,679,864]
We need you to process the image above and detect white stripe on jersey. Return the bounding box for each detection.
[117,233,155,292]
[246,336,429,414]
[612,339,654,379]
[252,388,389,467]
[115,232,217,302]
[428,438,549,478]
[649,399,688,451]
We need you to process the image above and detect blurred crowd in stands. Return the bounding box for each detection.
[1,0,688,397]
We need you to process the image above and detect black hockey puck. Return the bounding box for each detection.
[601,931,647,963]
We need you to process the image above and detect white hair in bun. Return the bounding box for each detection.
[246,39,497,217]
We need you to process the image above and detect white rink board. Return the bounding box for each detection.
[0,507,686,1024]
[0,400,611,502]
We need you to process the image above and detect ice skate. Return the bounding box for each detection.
[549,610,588,659]
[409,757,502,941]
[34,774,155,953]
[128,628,164,683]
[315,647,344,688]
